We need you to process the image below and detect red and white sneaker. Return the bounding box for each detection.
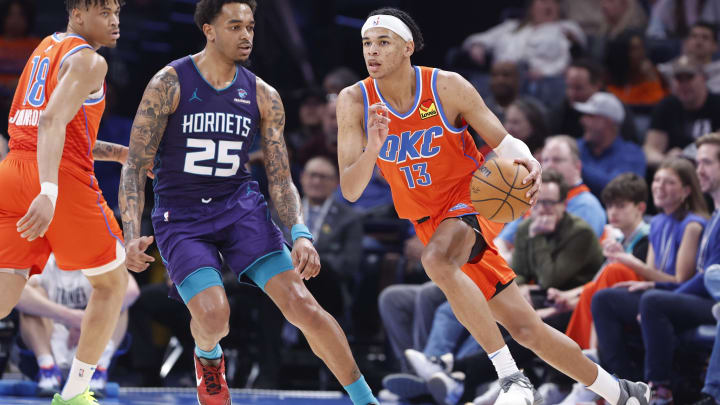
[194,354,231,405]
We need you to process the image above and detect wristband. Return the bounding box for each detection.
[291,224,313,243]
[494,134,538,165]
[40,182,58,209]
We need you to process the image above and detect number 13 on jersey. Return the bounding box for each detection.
[400,162,432,189]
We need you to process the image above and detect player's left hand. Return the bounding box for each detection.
[17,194,55,241]
[291,238,321,280]
[514,157,542,205]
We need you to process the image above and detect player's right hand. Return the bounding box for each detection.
[125,236,155,272]
[16,194,55,241]
[366,102,390,153]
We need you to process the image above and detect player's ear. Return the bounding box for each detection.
[203,23,215,42]
[70,7,83,26]
[404,40,415,57]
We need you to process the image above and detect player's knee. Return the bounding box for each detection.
[422,248,454,284]
[506,316,545,349]
[281,290,323,329]
[89,267,128,299]
[195,303,230,337]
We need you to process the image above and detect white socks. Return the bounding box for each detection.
[61,357,96,400]
[37,354,55,369]
[489,345,520,379]
[587,364,621,405]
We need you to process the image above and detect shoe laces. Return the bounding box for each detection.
[499,373,533,393]
[80,390,99,404]
[200,362,224,396]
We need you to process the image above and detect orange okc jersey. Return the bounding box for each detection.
[359,66,485,220]
[8,33,105,172]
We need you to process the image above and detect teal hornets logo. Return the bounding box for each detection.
[234,88,251,104]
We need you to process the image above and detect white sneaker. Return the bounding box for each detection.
[404,349,453,381]
[713,302,720,322]
[557,382,598,405]
[537,382,569,405]
[494,372,542,405]
[472,380,501,405]
[378,388,400,402]
[427,371,465,405]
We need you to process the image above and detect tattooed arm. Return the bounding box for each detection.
[92,140,128,163]
[256,78,320,279]
[119,66,179,272]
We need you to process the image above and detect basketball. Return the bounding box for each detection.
[470,158,533,223]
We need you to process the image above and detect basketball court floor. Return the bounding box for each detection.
[0,387,358,404]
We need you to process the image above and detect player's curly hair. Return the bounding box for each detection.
[65,0,125,14]
[194,0,257,30]
[367,7,424,52]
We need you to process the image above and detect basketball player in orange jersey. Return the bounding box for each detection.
[0,1,130,404]
[337,7,651,405]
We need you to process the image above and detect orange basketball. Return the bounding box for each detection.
[470,158,532,223]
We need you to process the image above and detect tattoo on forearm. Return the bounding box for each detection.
[92,140,125,162]
[257,81,302,228]
[119,68,178,241]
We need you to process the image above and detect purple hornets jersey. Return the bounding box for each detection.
[153,56,260,207]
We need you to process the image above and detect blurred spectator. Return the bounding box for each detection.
[513,169,604,293]
[557,173,650,350]
[295,156,363,315]
[605,30,667,106]
[575,92,647,196]
[659,21,720,93]
[503,97,549,157]
[495,135,607,261]
[645,56,720,168]
[378,279,445,372]
[484,61,521,121]
[0,0,40,134]
[285,87,326,155]
[548,59,640,142]
[637,134,720,404]
[15,255,139,396]
[296,93,338,167]
[322,66,359,95]
[564,0,646,39]
[592,158,708,382]
[462,0,586,78]
[646,0,720,40]
[599,0,648,40]
[0,134,7,161]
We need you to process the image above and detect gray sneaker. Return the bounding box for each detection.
[617,379,651,405]
[494,371,543,405]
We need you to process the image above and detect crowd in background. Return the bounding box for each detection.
[1,0,720,404]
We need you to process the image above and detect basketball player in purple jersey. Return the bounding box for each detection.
[118,1,378,404]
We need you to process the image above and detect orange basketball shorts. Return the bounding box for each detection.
[412,195,516,300]
[0,150,124,275]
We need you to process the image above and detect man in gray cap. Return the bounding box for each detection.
[646,55,720,168]
[575,92,647,196]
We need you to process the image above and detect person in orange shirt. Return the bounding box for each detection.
[0,1,130,404]
[337,7,652,405]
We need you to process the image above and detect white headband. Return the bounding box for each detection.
[361,14,413,42]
